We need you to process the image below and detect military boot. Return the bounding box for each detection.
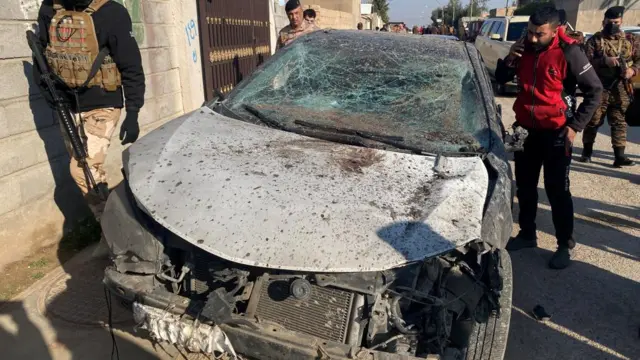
[578,143,593,163]
[613,147,634,168]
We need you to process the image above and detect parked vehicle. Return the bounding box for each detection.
[474,16,530,94]
[458,16,484,41]
[102,30,514,360]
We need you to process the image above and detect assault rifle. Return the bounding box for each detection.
[26,30,108,200]
[619,55,635,103]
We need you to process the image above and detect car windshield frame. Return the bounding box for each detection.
[215,31,492,154]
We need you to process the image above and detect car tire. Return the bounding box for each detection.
[463,250,513,360]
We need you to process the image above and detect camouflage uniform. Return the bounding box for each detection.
[59,107,121,217]
[276,20,319,50]
[583,31,640,148]
[565,30,585,46]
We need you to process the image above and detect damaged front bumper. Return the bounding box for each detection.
[105,269,437,360]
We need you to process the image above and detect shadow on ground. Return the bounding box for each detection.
[0,243,165,359]
[506,197,640,359]
[506,245,640,360]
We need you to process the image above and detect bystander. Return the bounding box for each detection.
[496,6,602,269]
[303,8,316,25]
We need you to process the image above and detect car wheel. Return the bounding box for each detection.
[463,250,513,360]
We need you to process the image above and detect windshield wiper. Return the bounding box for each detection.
[242,104,286,130]
[292,120,426,153]
[294,120,404,142]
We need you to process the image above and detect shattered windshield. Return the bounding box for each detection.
[221,31,490,153]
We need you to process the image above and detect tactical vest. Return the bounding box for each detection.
[596,32,634,66]
[45,0,121,92]
[592,32,634,87]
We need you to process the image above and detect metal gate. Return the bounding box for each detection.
[197,0,272,101]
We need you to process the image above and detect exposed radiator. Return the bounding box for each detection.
[248,277,355,343]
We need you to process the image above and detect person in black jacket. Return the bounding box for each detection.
[34,0,145,219]
[496,7,602,269]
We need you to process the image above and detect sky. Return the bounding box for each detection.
[388,0,508,26]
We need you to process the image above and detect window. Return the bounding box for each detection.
[506,22,528,42]
[480,21,493,36]
[490,22,505,39]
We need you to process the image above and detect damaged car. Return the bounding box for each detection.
[102,30,514,360]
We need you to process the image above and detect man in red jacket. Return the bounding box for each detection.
[496,7,602,269]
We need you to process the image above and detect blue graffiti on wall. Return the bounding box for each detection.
[185,19,198,63]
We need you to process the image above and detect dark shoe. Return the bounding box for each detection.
[506,232,538,251]
[548,247,572,269]
[613,147,634,167]
[578,143,593,163]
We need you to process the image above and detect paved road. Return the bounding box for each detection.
[496,96,640,360]
[0,96,638,360]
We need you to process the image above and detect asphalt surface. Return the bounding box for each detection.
[0,96,638,360]
[496,96,640,360]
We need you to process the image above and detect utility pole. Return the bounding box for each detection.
[452,0,456,26]
[505,0,510,15]
[470,0,474,17]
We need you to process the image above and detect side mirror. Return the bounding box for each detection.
[490,33,502,41]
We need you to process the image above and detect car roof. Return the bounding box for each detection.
[486,16,530,23]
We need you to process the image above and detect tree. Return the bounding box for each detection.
[430,0,488,27]
[372,0,390,23]
[513,1,554,15]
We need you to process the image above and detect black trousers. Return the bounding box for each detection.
[514,129,575,248]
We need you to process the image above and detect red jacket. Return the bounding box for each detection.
[496,35,602,132]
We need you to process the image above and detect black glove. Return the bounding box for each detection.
[119,110,140,145]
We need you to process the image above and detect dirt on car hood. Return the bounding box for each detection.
[125,108,489,272]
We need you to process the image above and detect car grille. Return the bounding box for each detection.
[251,278,354,343]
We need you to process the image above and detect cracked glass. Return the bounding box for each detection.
[222,31,491,153]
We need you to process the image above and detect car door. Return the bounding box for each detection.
[484,20,505,75]
[474,20,495,68]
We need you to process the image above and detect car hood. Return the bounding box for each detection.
[126,108,489,272]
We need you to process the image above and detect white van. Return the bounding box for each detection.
[474,16,530,91]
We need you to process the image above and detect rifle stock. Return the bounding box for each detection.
[26,30,108,201]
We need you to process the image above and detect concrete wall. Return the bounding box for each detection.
[0,0,204,271]
[307,4,360,29]
[557,0,640,32]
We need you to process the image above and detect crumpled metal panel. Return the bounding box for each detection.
[126,109,489,272]
[133,302,237,358]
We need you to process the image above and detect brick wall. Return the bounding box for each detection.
[0,0,203,271]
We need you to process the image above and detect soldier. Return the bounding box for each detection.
[277,0,320,50]
[35,0,145,218]
[579,6,639,167]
